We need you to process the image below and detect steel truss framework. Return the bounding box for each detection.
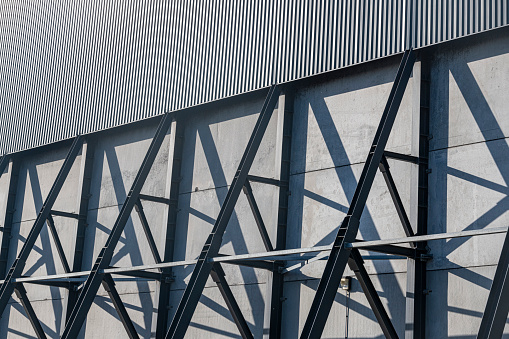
[0,49,508,338]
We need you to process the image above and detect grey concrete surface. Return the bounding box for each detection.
[1,33,509,338]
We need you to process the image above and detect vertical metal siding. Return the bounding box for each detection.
[0,0,508,154]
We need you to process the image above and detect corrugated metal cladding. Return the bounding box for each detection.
[0,0,508,155]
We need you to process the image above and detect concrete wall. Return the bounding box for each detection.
[0,31,508,338]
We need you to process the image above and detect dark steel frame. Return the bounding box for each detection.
[0,49,507,338]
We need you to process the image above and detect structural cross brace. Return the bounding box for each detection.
[300,49,417,339]
[165,85,281,338]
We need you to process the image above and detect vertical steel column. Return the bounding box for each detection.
[64,140,95,325]
[0,157,20,278]
[478,230,509,338]
[405,59,430,339]
[0,136,83,315]
[264,91,293,339]
[154,116,184,338]
[62,113,173,338]
[300,50,416,339]
[166,85,281,339]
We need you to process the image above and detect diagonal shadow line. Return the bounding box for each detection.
[450,62,509,185]
[189,322,241,338]
[92,295,148,336]
[301,277,390,322]
[189,207,216,225]
[10,300,59,338]
[199,293,254,326]
[111,244,132,265]
[440,62,509,257]
[14,235,44,256]
[197,124,264,332]
[21,256,46,277]
[94,222,128,245]
[446,166,509,195]
[103,146,154,333]
[27,166,63,333]
[446,263,497,291]
[95,294,157,313]
[303,189,349,213]
[447,304,509,322]
[450,63,508,165]
[443,196,509,257]
[7,328,38,339]
[309,97,404,309]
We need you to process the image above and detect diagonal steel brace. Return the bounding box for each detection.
[300,49,416,339]
[0,136,84,316]
[61,113,173,338]
[166,85,281,338]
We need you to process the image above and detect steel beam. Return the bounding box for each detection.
[243,180,274,251]
[348,249,398,338]
[50,210,80,219]
[223,259,278,271]
[246,175,281,187]
[46,215,71,273]
[111,270,163,281]
[14,283,47,339]
[300,49,416,339]
[264,91,293,339]
[0,227,502,286]
[139,193,171,205]
[0,157,20,278]
[405,59,430,339]
[102,274,140,339]
[379,156,415,244]
[361,244,418,258]
[0,154,9,177]
[0,136,83,317]
[166,85,281,338]
[383,151,420,164]
[62,113,173,338]
[210,263,254,339]
[478,229,509,338]
[154,116,184,338]
[64,139,95,325]
[135,199,163,265]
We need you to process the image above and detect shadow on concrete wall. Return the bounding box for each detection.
[428,38,509,338]
[4,38,509,339]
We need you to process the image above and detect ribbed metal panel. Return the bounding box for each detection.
[0,0,507,154]
[410,0,509,47]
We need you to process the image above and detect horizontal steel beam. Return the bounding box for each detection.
[139,193,171,205]
[50,210,80,219]
[246,175,281,187]
[2,227,506,285]
[347,227,508,249]
[383,151,421,164]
